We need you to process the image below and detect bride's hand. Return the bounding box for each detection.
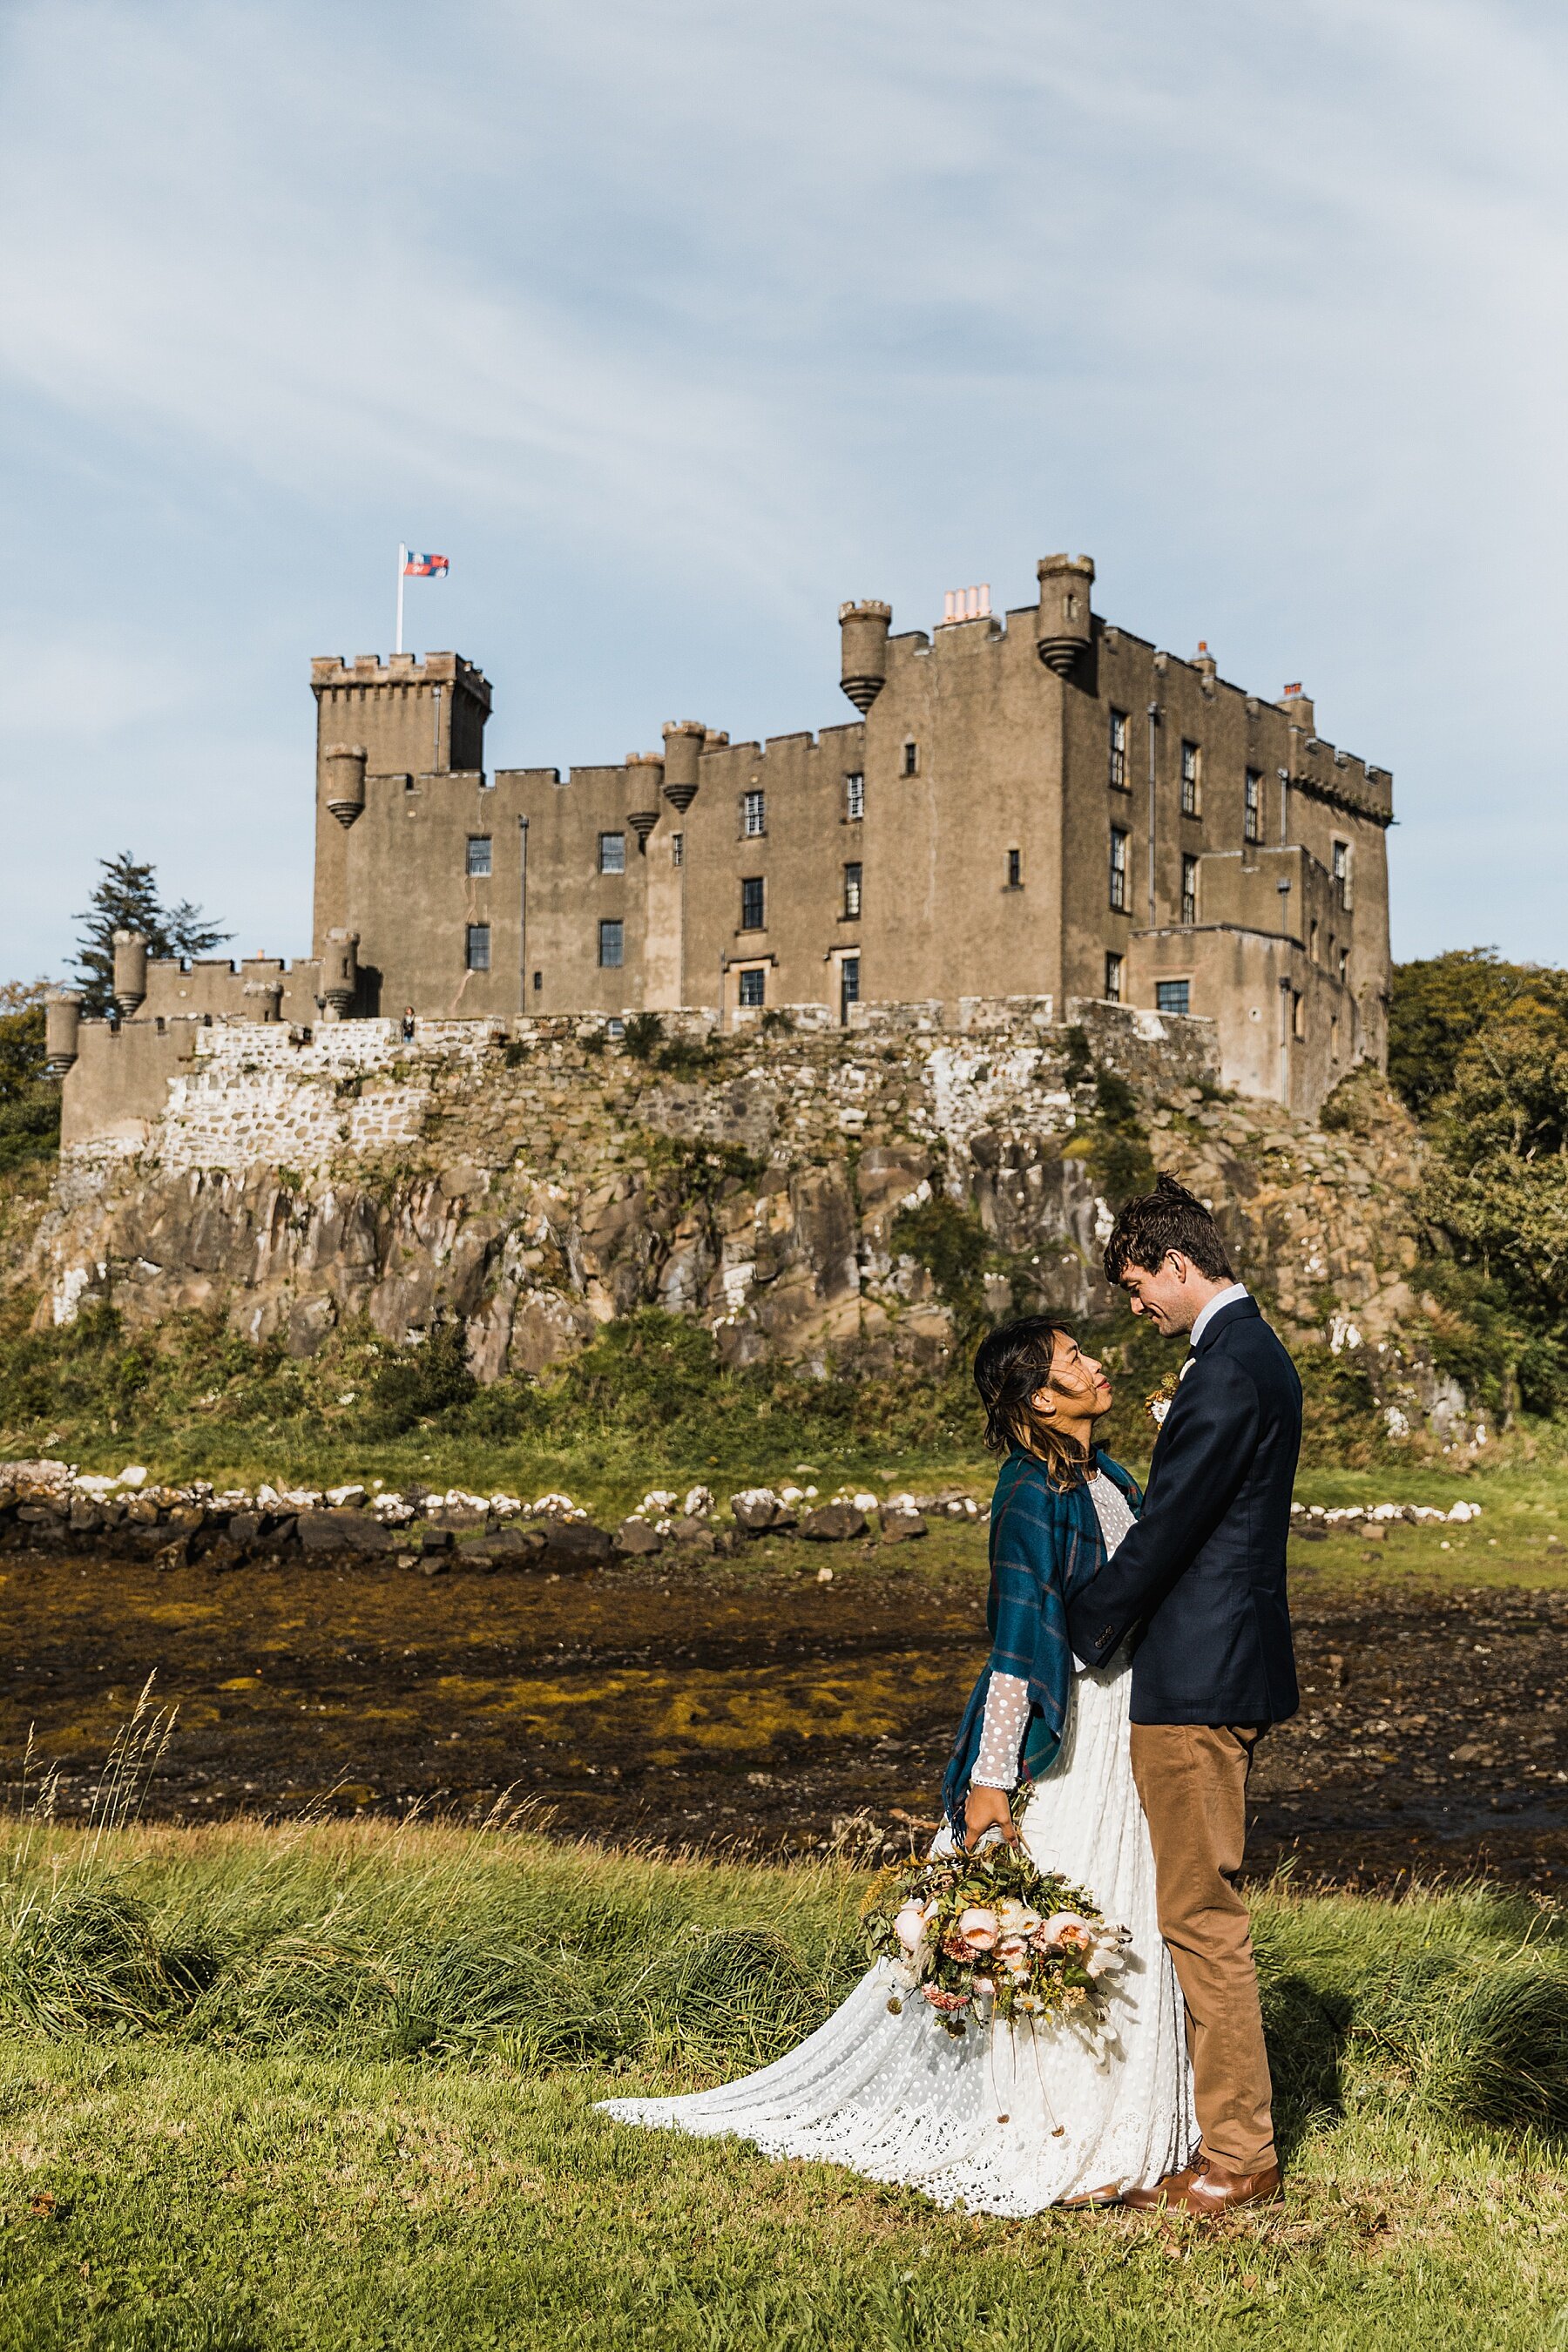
[963,1785,1020,1848]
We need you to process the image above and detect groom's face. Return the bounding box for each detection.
[1119,1253,1194,1336]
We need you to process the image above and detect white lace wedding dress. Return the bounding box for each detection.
[598,1473,1197,2213]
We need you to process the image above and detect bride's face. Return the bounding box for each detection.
[1031,1332,1113,1427]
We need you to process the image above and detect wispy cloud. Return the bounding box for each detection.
[1,0,1564,970]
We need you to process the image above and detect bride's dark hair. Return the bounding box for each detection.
[973,1315,1092,1488]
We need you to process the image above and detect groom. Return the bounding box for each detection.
[1066,1174,1301,2215]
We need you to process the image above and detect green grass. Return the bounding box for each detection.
[6,1295,1567,1532]
[0,1821,1566,2346]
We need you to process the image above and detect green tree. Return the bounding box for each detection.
[1387,950,1565,1119]
[1423,990,1568,1412]
[0,981,60,1171]
[71,853,230,1018]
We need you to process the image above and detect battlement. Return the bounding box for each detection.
[310,652,492,709]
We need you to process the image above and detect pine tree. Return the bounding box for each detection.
[71,853,231,1018]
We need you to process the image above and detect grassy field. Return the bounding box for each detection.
[0,1819,1565,2349]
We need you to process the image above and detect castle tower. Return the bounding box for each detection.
[309,652,492,956]
[839,601,892,711]
[1036,555,1094,675]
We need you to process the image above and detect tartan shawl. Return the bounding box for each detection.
[940,1445,1143,1836]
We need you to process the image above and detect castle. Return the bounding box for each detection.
[50,552,1392,1143]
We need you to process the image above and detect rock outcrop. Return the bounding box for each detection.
[18,1005,1441,1414]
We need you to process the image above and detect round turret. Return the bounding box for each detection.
[625,754,664,849]
[112,929,148,1019]
[44,989,81,1078]
[661,721,706,813]
[1035,556,1095,675]
[839,601,892,712]
[322,743,368,828]
[321,928,360,1019]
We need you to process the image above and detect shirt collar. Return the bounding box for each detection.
[1188,1281,1250,1351]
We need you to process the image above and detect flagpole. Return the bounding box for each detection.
[395,544,406,655]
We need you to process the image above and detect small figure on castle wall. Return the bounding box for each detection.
[401,1007,416,1044]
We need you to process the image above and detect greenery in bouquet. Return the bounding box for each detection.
[861,1844,1128,2041]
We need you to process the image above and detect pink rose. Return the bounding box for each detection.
[921,1985,970,2013]
[893,1902,930,1952]
[1037,1911,1097,1954]
[956,1906,999,1951]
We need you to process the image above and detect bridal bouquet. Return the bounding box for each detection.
[861,1844,1128,2039]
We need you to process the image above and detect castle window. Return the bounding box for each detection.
[1293,990,1306,1039]
[1105,952,1124,1004]
[599,832,625,875]
[1244,768,1262,843]
[1157,979,1190,1016]
[739,966,766,1009]
[1109,826,1129,913]
[598,919,624,969]
[533,970,542,991]
[845,772,865,822]
[742,788,766,838]
[466,835,492,878]
[843,862,862,919]
[672,833,684,868]
[1180,740,1201,818]
[740,876,765,931]
[902,740,918,777]
[1310,920,1320,963]
[1109,709,1129,791]
[1181,854,1198,926]
[465,924,491,971]
[1007,848,1022,889]
[840,955,860,1020]
[1338,945,1349,984]
[1332,839,1351,908]
[1331,1013,1341,1061]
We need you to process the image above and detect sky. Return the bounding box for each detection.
[3,0,1565,978]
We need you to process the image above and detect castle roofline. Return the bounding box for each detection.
[311,651,492,709]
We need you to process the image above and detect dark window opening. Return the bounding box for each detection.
[1105,952,1123,1004]
[466,836,492,877]
[1006,848,1022,889]
[1244,768,1262,843]
[902,741,918,777]
[465,924,490,971]
[1109,826,1129,913]
[843,862,862,918]
[840,956,860,1023]
[1109,708,1129,791]
[1181,854,1198,926]
[1180,740,1201,818]
[740,876,765,930]
[739,967,766,1009]
[1156,978,1190,1016]
[598,920,624,969]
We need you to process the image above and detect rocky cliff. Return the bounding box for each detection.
[18,1004,1450,1427]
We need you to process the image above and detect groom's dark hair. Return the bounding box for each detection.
[1103,1173,1235,1286]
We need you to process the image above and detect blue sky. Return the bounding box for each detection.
[3,0,1564,977]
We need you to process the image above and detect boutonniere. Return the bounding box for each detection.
[1146,1371,1181,1429]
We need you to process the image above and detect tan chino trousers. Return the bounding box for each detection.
[1128,1723,1277,2175]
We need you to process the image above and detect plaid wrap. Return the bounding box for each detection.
[941,1446,1143,1837]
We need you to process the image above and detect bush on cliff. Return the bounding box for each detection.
[0,981,59,1174]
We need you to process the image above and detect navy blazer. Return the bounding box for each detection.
[1064,1296,1301,1727]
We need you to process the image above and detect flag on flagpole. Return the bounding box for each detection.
[403,552,449,577]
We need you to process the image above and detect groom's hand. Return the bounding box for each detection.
[963,1786,1020,1848]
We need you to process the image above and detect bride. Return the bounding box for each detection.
[599,1315,1197,2213]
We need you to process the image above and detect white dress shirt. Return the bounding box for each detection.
[1188,1281,1250,1350]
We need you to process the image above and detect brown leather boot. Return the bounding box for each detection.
[1120,2157,1281,2215]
